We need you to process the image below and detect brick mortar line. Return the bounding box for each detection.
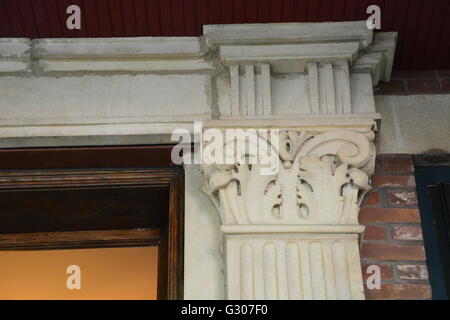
[384,205,419,210]
[360,204,383,208]
[378,279,430,284]
[377,154,413,158]
[361,259,428,266]
[372,172,415,176]
[390,77,437,81]
[362,239,424,245]
[385,224,393,241]
[380,186,417,191]
[385,205,419,209]
[390,77,444,82]
[360,203,419,209]
[372,184,416,189]
[362,223,423,238]
[392,262,401,283]
[379,187,389,208]
[373,171,415,175]
[381,187,417,192]
[376,90,450,95]
[378,186,388,206]
[362,222,423,226]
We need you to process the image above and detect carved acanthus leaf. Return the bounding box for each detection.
[203,129,375,226]
[296,155,370,224]
[204,162,282,225]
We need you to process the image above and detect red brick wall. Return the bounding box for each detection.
[360,154,432,300]
[376,70,450,95]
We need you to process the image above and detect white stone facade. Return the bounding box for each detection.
[0,21,400,299]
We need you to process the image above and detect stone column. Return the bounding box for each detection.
[200,22,396,300]
[203,128,375,299]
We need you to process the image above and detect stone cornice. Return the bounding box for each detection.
[0,38,31,72]
[32,37,213,73]
[0,21,396,86]
[0,21,394,142]
[353,32,397,85]
[217,42,360,73]
[0,37,212,73]
[203,21,373,48]
[33,37,207,58]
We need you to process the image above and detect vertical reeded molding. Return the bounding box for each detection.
[223,235,366,300]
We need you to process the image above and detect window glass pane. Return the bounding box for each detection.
[0,246,158,300]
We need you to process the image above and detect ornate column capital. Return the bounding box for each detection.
[203,128,375,228]
[202,127,375,299]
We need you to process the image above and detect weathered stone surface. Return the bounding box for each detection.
[376,94,450,154]
[0,21,401,300]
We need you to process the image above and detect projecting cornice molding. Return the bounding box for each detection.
[206,22,395,121]
[0,21,395,131]
[0,21,395,139]
[204,22,396,86]
[0,37,212,73]
[0,21,395,84]
[353,32,397,85]
[203,21,374,48]
[0,38,31,72]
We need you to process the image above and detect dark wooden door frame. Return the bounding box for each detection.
[0,145,184,300]
[158,169,184,300]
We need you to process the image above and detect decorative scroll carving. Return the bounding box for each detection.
[203,129,375,226]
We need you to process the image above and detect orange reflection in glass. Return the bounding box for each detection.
[0,246,158,300]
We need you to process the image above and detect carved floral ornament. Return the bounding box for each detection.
[202,129,375,226]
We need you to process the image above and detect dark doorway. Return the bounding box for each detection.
[414,154,450,300]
